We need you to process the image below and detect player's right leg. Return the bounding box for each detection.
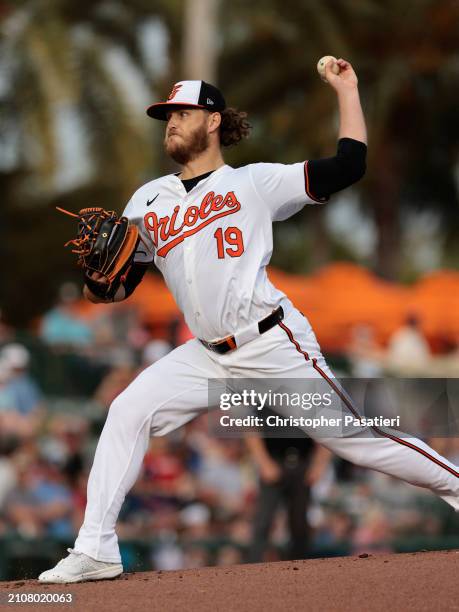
[38,338,226,583]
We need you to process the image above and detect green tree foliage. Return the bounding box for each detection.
[0,0,163,324]
[219,0,459,277]
[1,0,458,326]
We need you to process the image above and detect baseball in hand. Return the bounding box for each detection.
[317,56,340,83]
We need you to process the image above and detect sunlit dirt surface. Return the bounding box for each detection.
[1,550,458,611]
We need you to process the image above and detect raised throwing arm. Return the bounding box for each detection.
[305,58,367,202]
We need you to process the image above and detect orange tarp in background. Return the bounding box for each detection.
[71,273,178,323]
[271,264,459,351]
[128,273,179,322]
[71,263,459,353]
[408,271,459,341]
[267,264,409,351]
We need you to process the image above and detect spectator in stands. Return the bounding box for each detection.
[352,506,394,555]
[195,439,250,514]
[4,452,43,538]
[313,508,355,554]
[4,450,74,541]
[0,436,18,513]
[1,344,43,416]
[347,323,384,377]
[40,282,93,348]
[32,458,74,540]
[386,314,431,375]
[93,360,136,409]
[0,357,14,411]
[0,344,44,439]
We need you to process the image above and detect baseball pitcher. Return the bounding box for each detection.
[39,59,459,583]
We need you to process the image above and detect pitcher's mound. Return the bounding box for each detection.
[1,550,458,611]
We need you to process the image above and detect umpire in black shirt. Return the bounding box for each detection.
[246,408,331,562]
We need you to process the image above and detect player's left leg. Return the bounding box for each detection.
[224,305,459,510]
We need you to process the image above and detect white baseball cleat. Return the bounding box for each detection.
[38,548,123,584]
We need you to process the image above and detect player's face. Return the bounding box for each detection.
[164,108,210,165]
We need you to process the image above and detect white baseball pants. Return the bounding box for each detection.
[74,304,459,562]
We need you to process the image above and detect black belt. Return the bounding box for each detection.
[199,306,284,355]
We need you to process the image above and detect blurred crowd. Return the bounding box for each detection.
[1,283,459,578]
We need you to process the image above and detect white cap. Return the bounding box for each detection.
[147,80,226,121]
[1,343,30,369]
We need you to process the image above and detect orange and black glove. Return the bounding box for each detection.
[58,207,140,301]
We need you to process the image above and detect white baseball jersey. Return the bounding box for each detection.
[123,162,322,341]
[73,163,459,566]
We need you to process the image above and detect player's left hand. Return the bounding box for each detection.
[325,58,358,93]
[58,206,139,303]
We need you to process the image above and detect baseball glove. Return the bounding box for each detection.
[57,206,140,301]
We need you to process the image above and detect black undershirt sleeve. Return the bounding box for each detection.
[306,137,367,201]
[122,261,149,298]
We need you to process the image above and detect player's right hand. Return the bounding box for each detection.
[325,58,358,92]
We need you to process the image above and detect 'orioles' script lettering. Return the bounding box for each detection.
[144,191,241,257]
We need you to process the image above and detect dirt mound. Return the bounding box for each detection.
[1,550,458,611]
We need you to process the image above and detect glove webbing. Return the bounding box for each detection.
[56,206,122,263]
